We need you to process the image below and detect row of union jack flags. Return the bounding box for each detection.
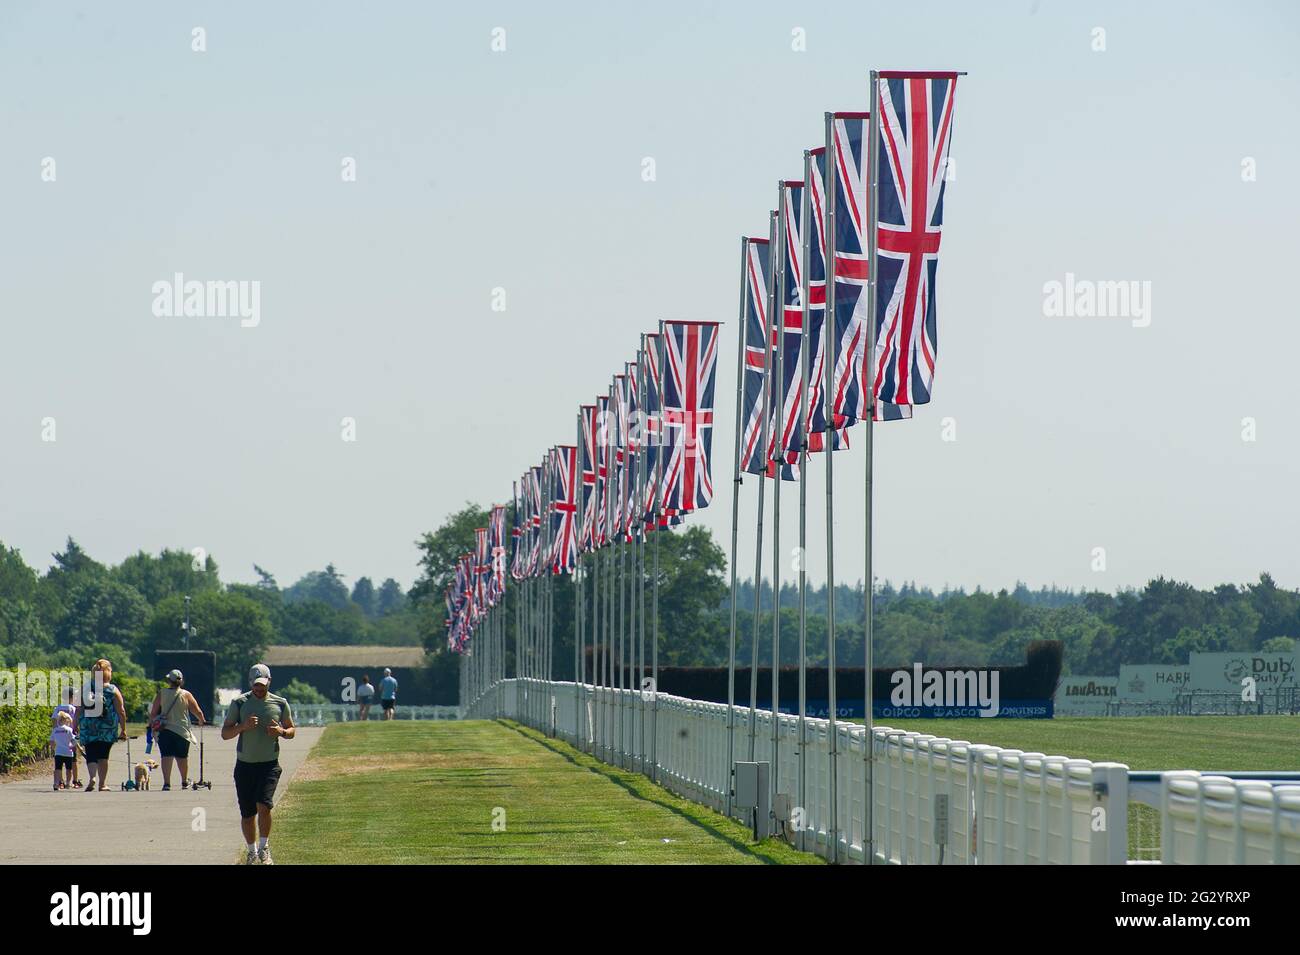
[445,320,722,651]
[445,70,959,651]
[743,73,958,480]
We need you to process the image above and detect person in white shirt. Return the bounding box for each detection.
[51,711,77,790]
[357,674,375,721]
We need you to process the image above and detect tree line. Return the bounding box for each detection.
[411,505,1299,678]
[0,538,421,688]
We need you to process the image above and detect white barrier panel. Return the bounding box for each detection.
[1159,773,1300,864]
[468,678,1148,864]
[470,680,1300,864]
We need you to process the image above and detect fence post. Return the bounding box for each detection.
[1089,762,1128,864]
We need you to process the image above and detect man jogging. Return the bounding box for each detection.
[221,663,295,865]
[379,667,399,720]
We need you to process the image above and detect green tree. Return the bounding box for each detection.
[351,577,376,617]
[112,548,220,605]
[284,565,351,610]
[650,526,727,665]
[278,678,328,704]
[142,592,274,686]
[53,578,150,652]
[375,578,405,616]
[253,565,278,590]
[411,503,490,604]
[0,543,39,604]
[278,600,365,646]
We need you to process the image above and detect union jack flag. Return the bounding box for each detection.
[622,360,641,538]
[608,376,629,542]
[549,445,579,573]
[871,73,958,406]
[594,392,612,546]
[828,112,913,424]
[660,320,718,512]
[473,528,489,618]
[778,175,852,460]
[640,333,665,526]
[488,504,506,602]
[579,405,598,552]
[527,464,544,576]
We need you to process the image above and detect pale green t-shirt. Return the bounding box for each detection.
[223,691,293,764]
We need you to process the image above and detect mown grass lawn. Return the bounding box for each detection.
[862,715,1300,770]
[273,719,819,864]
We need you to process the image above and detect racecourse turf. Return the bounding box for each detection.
[272,719,819,864]
[865,715,1300,770]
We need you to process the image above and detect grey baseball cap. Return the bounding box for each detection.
[165,669,184,685]
[249,663,271,687]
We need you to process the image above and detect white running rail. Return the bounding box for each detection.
[467,679,1300,864]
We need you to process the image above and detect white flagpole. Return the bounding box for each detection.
[637,341,649,776]
[864,72,881,864]
[615,379,626,767]
[797,154,813,854]
[605,395,617,761]
[771,181,790,822]
[651,323,665,784]
[748,212,778,762]
[514,480,521,720]
[725,237,748,818]
[575,423,584,747]
[544,451,555,735]
[592,443,604,757]
[822,112,841,863]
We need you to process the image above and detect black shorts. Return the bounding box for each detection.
[157,729,190,759]
[55,755,75,771]
[83,741,113,763]
[381,699,395,710]
[234,759,282,818]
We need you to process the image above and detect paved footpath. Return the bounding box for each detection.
[0,726,324,864]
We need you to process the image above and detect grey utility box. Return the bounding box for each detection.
[733,761,771,840]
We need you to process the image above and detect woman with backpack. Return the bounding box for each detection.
[148,669,208,790]
[78,658,128,793]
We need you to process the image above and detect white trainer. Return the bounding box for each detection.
[258,847,274,866]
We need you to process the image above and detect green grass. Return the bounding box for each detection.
[273,719,820,864]
[859,716,1300,770]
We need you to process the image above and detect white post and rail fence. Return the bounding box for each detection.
[464,678,1300,865]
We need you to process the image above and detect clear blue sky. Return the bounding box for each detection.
[1,1,1297,594]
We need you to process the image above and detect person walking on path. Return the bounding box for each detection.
[77,659,128,793]
[221,663,296,865]
[357,674,375,721]
[379,668,399,720]
[52,686,83,788]
[51,711,77,790]
[148,669,208,790]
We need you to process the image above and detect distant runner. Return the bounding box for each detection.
[221,663,295,865]
[380,668,399,720]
